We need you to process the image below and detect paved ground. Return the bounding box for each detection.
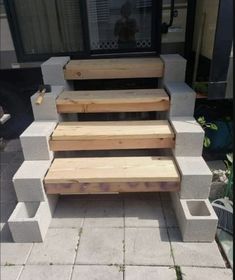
[0,139,233,280]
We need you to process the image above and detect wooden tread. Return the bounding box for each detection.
[56,89,169,113]
[44,157,180,194]
[64,57,164,80]
[49,120,175,151]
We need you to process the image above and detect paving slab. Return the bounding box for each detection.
[1,223,14,243]
[1,265,23,280]
[75,227,123,265]
[125,199,166,227]
[161,200,178,227]
[125,266,177,280]
[0,202,16,223]
[125,228,174,265]
[1,163,21,181]
[27,228,78,265]
[0,243,33,265]
[181,267,233,280]
[84,200,124,228]
[0,180,17,203]
[169,228,226,267]
[160,192,171,201]
[19,265,73,280]
[71,265,123,280]
[50,198,87,228]
[4,139,22,152]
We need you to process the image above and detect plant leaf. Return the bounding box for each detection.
[210,123,218,130]
[204,137,211,147]
[226,153,233,163]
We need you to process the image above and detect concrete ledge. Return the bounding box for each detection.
[31,86,64,121]
[171,193,218,242]
[175,156,212,199]
[8,195,58,242]
[165,82,196,117]
[20,121,57,160]
[160,54,186,84]
[170,117,204,156]
[41,56,72,89]
[13,160,51,202]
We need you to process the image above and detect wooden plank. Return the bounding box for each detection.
[45,181,180,194]
[56,89,169,113]
[64,58,164,80]
[44,157,180,184]
[49,120,175,151]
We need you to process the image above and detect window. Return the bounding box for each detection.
[4,0,161,61]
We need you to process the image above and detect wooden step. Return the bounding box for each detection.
[56,89,169,113]
[49,120,175,151]
[44,157,180,194]
[64,57,164,80]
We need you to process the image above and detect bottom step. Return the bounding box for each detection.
[44,157,180,194]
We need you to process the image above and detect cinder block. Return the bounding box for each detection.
[175,156,212,199]
[41,56,72,89]
[31,86,64,121]
[13,160,51,202]
[170,117,204,156]
[171,192,218,242]
[165,82,196,117]
[8,195,58,242]
[20,121,57,160]
[160,54,187,85]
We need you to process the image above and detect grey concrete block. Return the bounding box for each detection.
[72,265,123,280]
[165,82,196,117]
[175,156,212,199]
[19,265,73,280]
[125,266,177,280]
[20,121,57,160]
[160,54,187,85]
[170,117,204,156]
[27,228,78,264]
[125,228,173,265]
[181,267,233,280]
[41,56,72,89]
[171,193,218,242]
[8,195,58,243]
[13,160,51,202]
[31,86,64,121]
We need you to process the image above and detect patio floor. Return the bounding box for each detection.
[0,139,233,280]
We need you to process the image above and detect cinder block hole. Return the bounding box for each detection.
[17,202,40,218]
[187,201,210,216]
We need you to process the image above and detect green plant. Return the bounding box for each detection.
[197,116,218,147]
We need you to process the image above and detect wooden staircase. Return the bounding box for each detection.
[43,57,181,195]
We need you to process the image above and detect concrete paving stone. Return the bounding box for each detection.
[161,200,178,227]
[1,163,21,181]
[27,228,78,265]
[123,192,160,200]
[0,180,17,202]
[4,139,22,152]
[125,228,174,265]
[19,265,73,280]
[1,243,33,265]
[125,266,177,280]
[125,199,166,227]
[76,227,123,265]
[169,228,226,267]
[13,151,24,162]
[160,192,171,201]
[71,265,123,280]
[181,267,233,280]
[1,265,23,280]
[50,198,87,228]
[0,151,16,164]
[0,202,16,223]
[84,200,124,228]
[1,223,14,242]
[60,194,123,201]
[0,164,8,177]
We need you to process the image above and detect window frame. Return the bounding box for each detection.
[4,0,162,62]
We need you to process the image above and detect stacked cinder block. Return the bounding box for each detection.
[160,54,218,242]
[7,58,71,242]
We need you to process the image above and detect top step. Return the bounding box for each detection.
[64,58,164,80]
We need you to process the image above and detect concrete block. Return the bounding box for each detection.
[31,86,64,121]
[13,160,51,202]
[20,121,57,160]
[8,195,57,243]
[165,82,196,117]
[41,56,72,89]
[160,54,187,85]
[171,193,218,242]
[170,117,204,156]
[175,156,212,199]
